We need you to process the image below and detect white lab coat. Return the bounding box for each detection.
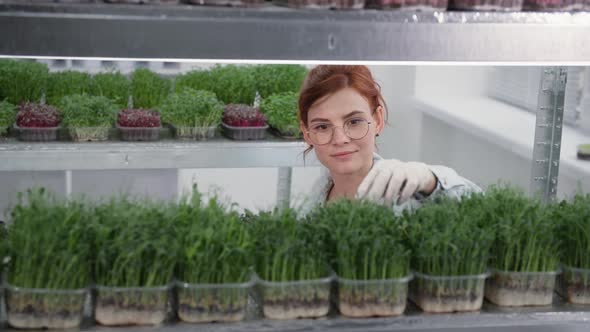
[296,153,483,216]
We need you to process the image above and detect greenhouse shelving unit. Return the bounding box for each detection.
[0,2,589,61]
[1,2,590,331]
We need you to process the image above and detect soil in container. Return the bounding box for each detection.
[6,286,86,329]
[485,269,558,307]
[449,0,522,10]
[176,280,252,323]
[338,276,411,317]
[94,286,169,326]
[557,266,590,305]
[409,272,487,313]
[259,277,332,320]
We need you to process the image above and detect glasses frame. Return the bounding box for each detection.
[306,117,373,146]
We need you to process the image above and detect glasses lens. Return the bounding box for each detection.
[310,127,333,145]
[345,119,370,140]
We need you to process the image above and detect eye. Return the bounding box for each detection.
[312,124,331,132]
[347,118,365,126]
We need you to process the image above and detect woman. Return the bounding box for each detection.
[298,65,481,214]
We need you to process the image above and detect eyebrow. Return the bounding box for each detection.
[309,110,366,124]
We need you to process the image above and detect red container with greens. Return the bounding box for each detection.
[15,102,60,142]
[117,108,161,142]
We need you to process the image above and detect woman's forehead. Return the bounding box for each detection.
[308,88,371,119]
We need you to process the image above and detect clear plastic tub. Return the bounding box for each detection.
[117,125,161,141]
[104,0,179,4]
[337,275,412,318]
[94,285,171,326]
[557,266,590,305]
[14,125,59,142]
[409,272,488,313]
[183,0,264,7]
[485,269,558,307]
[523,0,584,10]
[365,0,447,10]
[257,275,332,320]
[332,0,365,8]
[176,279,253,323]
[69,127,110,142]
[577,144,590,160]
[449,0,523,10]
[221,123,268,141]
[172,125,217,141]
[5,285,87,329]
[273,0,335,9]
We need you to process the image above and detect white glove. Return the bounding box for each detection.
[356,159,436,206]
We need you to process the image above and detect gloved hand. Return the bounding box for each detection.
[356,159,436,206]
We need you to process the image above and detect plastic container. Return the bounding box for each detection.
[273,0,335,9]
[578,144,590,161]
[104,0,179,4]
[5,285,87,329]
[485,269,558,307]
[183,0,264,7]
[365,0,447,10]
[176,279,253,323]
[449,0,522,10]
[172,125,217,141]
[409,272,488,313]
[117,125,161,141]
[94,285,171,326]
[69,127,110,142]
[557,266,590,305]
[221,123,268,141]
[14,125,59,142]
[337,275,412,318]
[257,275,332,320]
[523,0,584,10]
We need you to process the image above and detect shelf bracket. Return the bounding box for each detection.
[530,67,567,204]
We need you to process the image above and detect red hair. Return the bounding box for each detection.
[299,65,387,127]
[298,65,388,156]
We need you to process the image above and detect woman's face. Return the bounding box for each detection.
[302,88,384,176]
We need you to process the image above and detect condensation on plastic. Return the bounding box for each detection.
[14,125,59,142]
[255,273,333,320]
[557,266,590,305]
[117,125,161,141]
[175,278,255,323]
[337,275,412,317]
[5,285,87,330]
[221,123,268,141]
[68,127,110,142]
[183,0,264,7]
[485,269,559,307]
[409,271,489,313]
[94,284,172,326]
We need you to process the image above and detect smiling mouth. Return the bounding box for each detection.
[331,151,356,157]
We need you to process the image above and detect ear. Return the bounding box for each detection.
[373,105,385,135]
[300,121,314,147]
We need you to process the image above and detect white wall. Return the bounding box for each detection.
[413,66,590,198]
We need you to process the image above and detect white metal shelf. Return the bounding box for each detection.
[0,2,589,61]
[0,138,317,171]
[6,298,589,332]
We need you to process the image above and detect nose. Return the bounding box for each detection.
[331,126,350,145]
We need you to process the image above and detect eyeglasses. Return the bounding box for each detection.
[307,118,372,146]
